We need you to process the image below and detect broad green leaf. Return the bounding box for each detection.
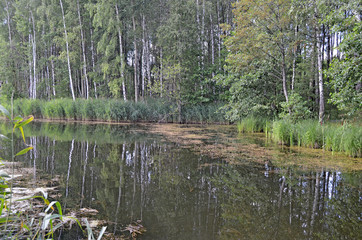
[15,146,33,156]
[15,115,34,128]
[18,126,25,143]
[0,105,10,119]
[13,116,23,124]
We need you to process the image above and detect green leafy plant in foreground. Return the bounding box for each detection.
[0,103,106,239]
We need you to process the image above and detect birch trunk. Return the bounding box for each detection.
[210,13,215,77]
[50,45,56,97]
[115,4,127,101]
[217,0,221,70]
[77,0,89,99]
[291,25,298,91]
[5,1,12,47]
[29,34,33,99]
[60,0,76,101]
[90,27,97,98]
[141,14,146,99]
[160,48,163,98]
[282,51,291,114]
[31,11,37,99]
[316,28,324,123]
[132,11,138,103]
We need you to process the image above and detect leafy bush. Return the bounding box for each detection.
[279,93,311,122]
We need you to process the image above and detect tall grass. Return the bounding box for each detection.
[6,98,226,124]
[237,117,361,157]
[237,117,269,133]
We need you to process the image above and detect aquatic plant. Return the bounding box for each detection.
[0,103,106,239]
[237,117,267,133]
[8,98,226,124]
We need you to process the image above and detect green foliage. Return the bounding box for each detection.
[279,93,311,122]
[7,98,226,124]
[326,21,362,117]
[236,115,361,157]
[43,100,65,119]
[237,117,268,133]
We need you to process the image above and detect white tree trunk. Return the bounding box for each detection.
[160,48,163,98]
[115,4,127,101]
[291,25,298,91]
[77,0,89,99]
[50,45,56,97]
[210,13,215,76]
[90,27,97,99]
[60,0,76,101]
[317,29,324,123]
[217,0,221,70]
[5,1,12,47]
[31,11,37,99]
[141,14,146,99]
[29,34,33,99]
[132,11,138,103]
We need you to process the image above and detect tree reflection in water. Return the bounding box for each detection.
[6,122,361,239]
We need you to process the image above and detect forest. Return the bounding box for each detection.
[0,0,360,122]
[0,1,361,239]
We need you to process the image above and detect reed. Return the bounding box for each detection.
[9,98,226,124]
[237,117,268,133]
[236,117,361,157]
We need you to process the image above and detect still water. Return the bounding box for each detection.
[4,122,362,239]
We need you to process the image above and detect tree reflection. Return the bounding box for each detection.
[7,122,361,239]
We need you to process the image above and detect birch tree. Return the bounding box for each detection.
[60,0,75,100]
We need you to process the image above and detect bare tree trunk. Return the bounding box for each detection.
[29,34,33,99]
[5,1,12,47]
[160,48,163,98]
[217,0,221,70]
[316,29,324,123]
[282,52,290,114]
[210,13,215,71]
[90,27,97,99]
[30,11,37,99]
[291,25,298,91]
[132,10,138,102]
[50,46,56,97]
[60,0,76,101]
[115,4,127,101]
[77,0,89,99]
[201,0,205,68]
[141,14,146,99]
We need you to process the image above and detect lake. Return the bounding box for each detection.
[2,121,361,239]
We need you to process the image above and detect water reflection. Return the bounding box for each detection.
[3,122,361,239]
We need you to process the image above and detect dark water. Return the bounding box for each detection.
[2,122,361,239]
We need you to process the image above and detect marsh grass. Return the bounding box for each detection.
[237,117,267,133]
[237,117,361,157]
[9,98,226,124]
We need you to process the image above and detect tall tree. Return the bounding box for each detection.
[60,0,75,100]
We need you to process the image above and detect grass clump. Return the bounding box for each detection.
[237,117,268,133]
[237,117,361,157]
